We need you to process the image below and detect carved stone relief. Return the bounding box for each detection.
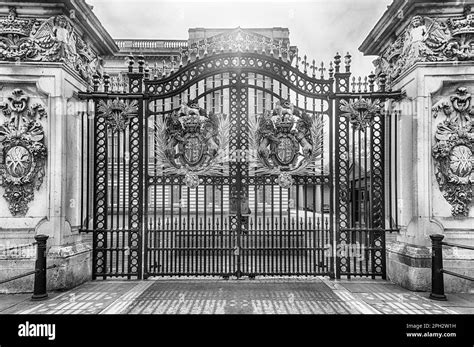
[0,88,47,216]
[432,86,474,217]
[375,6,474,86]
[0,6,103,85]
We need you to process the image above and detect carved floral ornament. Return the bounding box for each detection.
[432,87,474,217]
[374,6,474,86]
[0,88,47,216]
[0,6,103,85]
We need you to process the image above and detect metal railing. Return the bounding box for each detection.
[0,235,56,301]
[429,234,474,301]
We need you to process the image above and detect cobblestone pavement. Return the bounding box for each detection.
[0,277,472,314]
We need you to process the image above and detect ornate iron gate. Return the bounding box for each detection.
[79,32,401,280]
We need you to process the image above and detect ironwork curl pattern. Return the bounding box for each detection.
[145,53,331,99]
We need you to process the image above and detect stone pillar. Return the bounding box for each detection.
[0,1,117,293]
[360,0,474,292]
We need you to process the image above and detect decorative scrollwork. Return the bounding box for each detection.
[249,99,324,188]
[154,98,230,188]
[339,97,382,131]
[432,86,474,216]
[98,98,138,133]
[0,88,47,216]
[145,53,332,99]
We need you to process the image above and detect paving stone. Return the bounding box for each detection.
[0,279,469,315]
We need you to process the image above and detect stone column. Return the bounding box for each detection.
[0,2,117,293]
[360,1,474,292]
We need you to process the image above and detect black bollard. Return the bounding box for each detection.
[429,234,447,301]
[31,234,49,301]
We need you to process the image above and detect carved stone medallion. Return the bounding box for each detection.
[0,89,47,216]
[432,87,474,216]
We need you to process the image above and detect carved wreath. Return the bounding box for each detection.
[154,100,230,188]
[249,100,324,188]
[0,89,47,216]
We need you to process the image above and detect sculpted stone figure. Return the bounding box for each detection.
[403,15,429,61]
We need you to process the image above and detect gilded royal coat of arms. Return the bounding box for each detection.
[154,99,229,188]
[249,99,324,188]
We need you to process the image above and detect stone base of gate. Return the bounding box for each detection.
[386,241,474,293]
[0,242,92,294]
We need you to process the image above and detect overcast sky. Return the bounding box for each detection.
[88,0,393,76]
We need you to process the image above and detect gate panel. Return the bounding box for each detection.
[143,54,335,277]
[333,67,400,278]
[81,69,144,279]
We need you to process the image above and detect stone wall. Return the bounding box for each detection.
[0,0,116,293]
[361,0,474,293]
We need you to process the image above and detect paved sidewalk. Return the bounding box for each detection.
[0,277,472,314]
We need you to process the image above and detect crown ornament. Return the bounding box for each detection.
[447,6,474,36]
[182,114,201,133]
[274,115,295,133]
[0,7,34,37]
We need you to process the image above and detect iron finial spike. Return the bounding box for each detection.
[103,72,110,93]
[92,73,100,92]
[128,54,134,73]
[334,52,341,73]
[319,61,326,79]
[137,54,145,73]
[379,72,387,92]
[344,52,352,73]
[368,71,376,92]
[359,76,364,92]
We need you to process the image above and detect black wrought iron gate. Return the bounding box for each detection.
[79,36,401,280]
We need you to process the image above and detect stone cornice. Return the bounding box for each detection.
[68,0,118,56]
